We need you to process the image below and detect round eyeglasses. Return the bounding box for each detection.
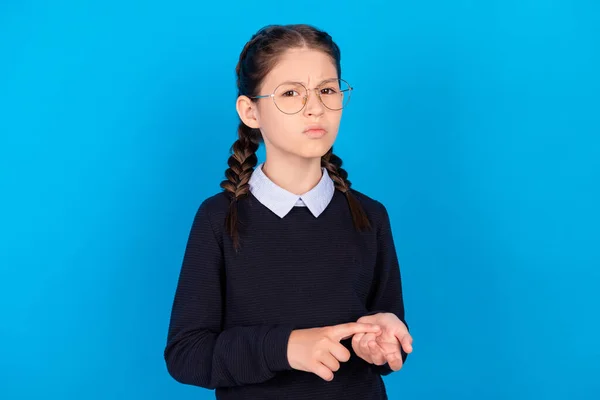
[250,78,353,115]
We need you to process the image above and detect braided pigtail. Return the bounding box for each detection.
[220,123,261,250]
[322,147,372,231]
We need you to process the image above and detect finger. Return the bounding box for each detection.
[312,362,335,381]
[395,332,413,353]
[332,322,381,341]
[360,333,380,364]
[385,351,404,371]
[359,332,374,354]
[363,332,388,365]
[329,341,352,363]
[368,340,387,365]
[352,333,373,363]
[359,333,371,360]
[319,352,341,374]
[352,332,365,348]
[402,336,413,353]
[375,337,404,368]
[376,339,400,355]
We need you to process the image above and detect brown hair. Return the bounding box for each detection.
[221,24,371,250]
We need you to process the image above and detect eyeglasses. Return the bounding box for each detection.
[250,78,353,115]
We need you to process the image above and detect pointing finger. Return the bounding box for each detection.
[333,322,381,341]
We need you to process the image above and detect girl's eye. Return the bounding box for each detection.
[282,90,298,97]
[320,87,338,95]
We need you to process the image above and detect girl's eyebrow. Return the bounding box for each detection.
[279,78,337,86]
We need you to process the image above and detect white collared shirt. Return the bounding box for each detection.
[248,163,335,218]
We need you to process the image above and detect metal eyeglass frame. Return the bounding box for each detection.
[249,78,353,115]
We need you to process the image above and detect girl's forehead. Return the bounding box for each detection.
[263,49,338,88]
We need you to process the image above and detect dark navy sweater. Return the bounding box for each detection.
[164,189,409,399]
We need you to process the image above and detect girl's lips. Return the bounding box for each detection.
[303,128,327,138]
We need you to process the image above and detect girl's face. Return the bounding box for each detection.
[237,48,342,162]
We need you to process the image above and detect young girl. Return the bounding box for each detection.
[164,24,413,400]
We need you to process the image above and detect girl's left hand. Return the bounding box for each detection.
[351,313,413,371]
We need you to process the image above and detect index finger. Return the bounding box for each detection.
[330,322,381,341]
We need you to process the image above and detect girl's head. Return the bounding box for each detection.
[235,25,345,161]
[221,24,370,249]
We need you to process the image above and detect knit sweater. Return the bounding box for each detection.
[164,189,409,399]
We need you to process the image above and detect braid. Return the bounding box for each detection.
[322,147,372,231]
[220,122,261,250]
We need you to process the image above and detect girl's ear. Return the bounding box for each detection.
[236,95,260,129]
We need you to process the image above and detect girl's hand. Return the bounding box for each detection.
[351,313,412,371]
[287,322,381,381]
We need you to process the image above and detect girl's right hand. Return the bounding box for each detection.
[286,322,381,381]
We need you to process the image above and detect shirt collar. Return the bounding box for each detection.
[249,163,335,218]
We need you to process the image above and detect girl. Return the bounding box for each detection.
[164,24,413,400]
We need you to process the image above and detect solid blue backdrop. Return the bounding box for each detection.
[1,0,598,399]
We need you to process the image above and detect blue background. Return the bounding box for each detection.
[1,0,599,399]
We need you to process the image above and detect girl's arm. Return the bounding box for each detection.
[164,200,294,389]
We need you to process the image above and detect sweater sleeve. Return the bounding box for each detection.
[365,202,410,376]
[164,200,295,389]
